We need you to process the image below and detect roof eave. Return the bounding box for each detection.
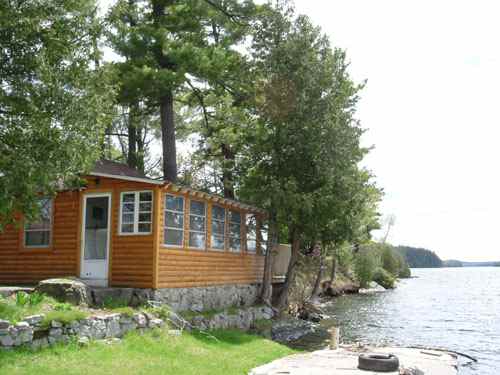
[88,172,165,186]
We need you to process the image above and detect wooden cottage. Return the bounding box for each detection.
[0,160,267,289]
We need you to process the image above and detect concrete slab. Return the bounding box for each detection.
[249,346,458,375]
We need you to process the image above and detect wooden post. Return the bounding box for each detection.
[329,327,340,350]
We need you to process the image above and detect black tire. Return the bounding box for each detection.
[358,353,400,372]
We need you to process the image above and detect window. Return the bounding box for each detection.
[189,200,206,249]
[246,214,257,253]
[228,210,241,252]
[259,221,268,255]
[120,191,153,234]
[164,194,184,246]
[211,205,225,250]
[25,198,52,248]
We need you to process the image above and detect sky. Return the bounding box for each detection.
[99,0,500,261]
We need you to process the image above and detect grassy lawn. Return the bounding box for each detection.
[0,329,298,375]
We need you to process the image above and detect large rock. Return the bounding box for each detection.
[35,278,91,305]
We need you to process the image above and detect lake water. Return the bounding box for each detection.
[292,267,500,374]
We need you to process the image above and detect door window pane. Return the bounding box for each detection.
[84,196,109,260]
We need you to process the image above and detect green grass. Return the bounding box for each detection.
[40,310,88,329]
[0,329,298,375]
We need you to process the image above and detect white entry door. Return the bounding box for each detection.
[80,194,111,286]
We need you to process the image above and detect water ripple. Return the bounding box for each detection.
[292,268,500,374]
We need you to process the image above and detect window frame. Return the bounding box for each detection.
[210,204,226,251]
[228,209,242,253]
[188,199,207,250]
[163,193,185,248]
[24,197,53,249]
[118,190,153,236]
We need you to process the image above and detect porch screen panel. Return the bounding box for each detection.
[211,205,225,250]
[164,194,184,246]
[246,214,257,253]
[229,210,241,252]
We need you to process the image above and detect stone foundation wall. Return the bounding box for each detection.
[0,312,164,350]
[90,284,261,312]
[179,306,274,331]
[153,284,261,312]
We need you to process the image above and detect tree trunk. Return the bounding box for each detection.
[275,229,301,312]
[127,105,138,169]
[311,252,325,299]
[221,143,235,199]
[330,246,337,281]
[136,125,145,174]
[152,0,177,182]
[160,91,177,182]
[259,216,277,305]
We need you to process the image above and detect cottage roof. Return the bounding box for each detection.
[89,159,163,185]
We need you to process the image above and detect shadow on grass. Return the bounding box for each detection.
[190,329,264,347]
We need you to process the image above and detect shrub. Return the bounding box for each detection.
[354,249,376,288]
[0,299,18,321]
[147,305,171,321]
[15,292,30,307]
[372,267,396,289]
[41,310,88,328]
[398,263,411,278]
[102,297,130,309]
[54,302,74,311]
[111,307,135,318]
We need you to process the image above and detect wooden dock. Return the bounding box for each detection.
[249,346,458,375]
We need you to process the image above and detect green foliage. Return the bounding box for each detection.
[111,307,135,318]
[15,292,30,307]
[146,305,171,321]
[0,0,114,227]
[15,291,46,308]
[398,262,412,278]
[102,297,130,310]
[397,246,443,268]
[106,0,257,180]
[0,298,18,322]
[41,311,88,329]
[380,245,400,276]
[354,249,376,288]
[372,267,396,289]
[180,305,241,320]
[54,303,73,312]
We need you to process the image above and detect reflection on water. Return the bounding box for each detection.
[289,268,500,374]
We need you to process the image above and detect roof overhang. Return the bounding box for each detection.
[88,172,165,185]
